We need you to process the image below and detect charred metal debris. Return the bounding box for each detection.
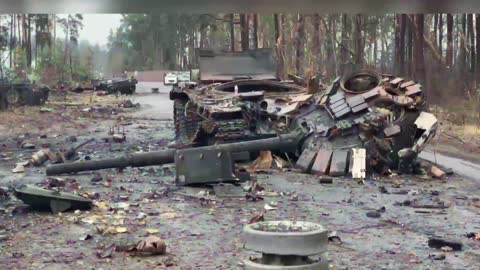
[46,49,438,183]
[95,77,138,95]
[0,78,50,111]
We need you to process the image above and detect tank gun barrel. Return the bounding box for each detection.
[46,131,303,176]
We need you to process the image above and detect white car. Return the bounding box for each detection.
[164,73,178,85]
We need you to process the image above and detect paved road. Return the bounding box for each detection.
[130,81,174,119]
[420,150,480,181]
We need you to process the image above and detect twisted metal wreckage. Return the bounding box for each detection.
[46,49,438,184]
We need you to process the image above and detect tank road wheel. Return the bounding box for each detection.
[173,99,202,148]
[6,87,20,105]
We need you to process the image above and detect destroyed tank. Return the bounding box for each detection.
[96,77,138,95]
[170,49,309,147]
[46,49,438,178]
[169,49,437,174]
[0,76,50,111]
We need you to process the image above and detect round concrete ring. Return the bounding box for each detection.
[243,221,328,256]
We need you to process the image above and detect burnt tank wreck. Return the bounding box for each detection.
[47,49,437,182]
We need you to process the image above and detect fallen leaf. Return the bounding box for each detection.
[40,107,54,113]
[146,228,159,234]
[116,227,128,234]
[273,155,288,169]
[82,215,99,224]
[159,212,177,219]
[248,151,273,172]
[248,211,265,224]
[264,203,277,211]
[97,201,109,210]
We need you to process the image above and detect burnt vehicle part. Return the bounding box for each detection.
[46,132,301,177]
[97,77,138,95]
[0,78,50,110]
[170,49,306,147]
[13,184,92,214]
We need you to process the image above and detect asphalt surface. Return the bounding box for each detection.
[129,82,174,119]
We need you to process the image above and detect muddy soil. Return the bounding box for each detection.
[1,82,480,270]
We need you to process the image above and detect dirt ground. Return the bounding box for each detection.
[1,83,480,270]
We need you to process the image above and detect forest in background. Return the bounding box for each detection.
[0,14,109,84]
[107,14,480,106]
[1,14,480,108]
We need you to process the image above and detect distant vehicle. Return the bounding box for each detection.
[96,77,138,95]
[0,77,50,110]
[164,73,178,85]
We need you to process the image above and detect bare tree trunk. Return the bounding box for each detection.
[312,14,321,75]
[253,14,259,49]
[229,14,235,51]
[69,44,73,80]
[406,15,414,77]
[476,14,480,81]
[295,14,305,76]
[381,32,385,72]
[433,14,438,51]
[340,14,348,73]
[22,15,27,50]
[276,14,285,79]
[467,14,475,74]
[261,17,268,48]
[288,15,296,73]
[380,16,388,73]
[274,14,280,45]
[62,18,69,82]
[394,14,401,73]
[414,14,425,83]
[239,14,249,51]
[200,27,206,49]
[459,14,467,73]
[52,15,56,64]
[446,14,453,67]
[27,15,32,68]
[325,16,336,78]
[438,14,443,59]
[331,15,337,74]
[9,15,13,68]
[189,31,195,69]
[399,14,406,75]
[373,17,378,69]
[17,15,21,52]
[354,15,364,68]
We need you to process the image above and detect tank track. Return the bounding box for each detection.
[174,99,248,147]
[173,99,202,147]
[207,119,247,144]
